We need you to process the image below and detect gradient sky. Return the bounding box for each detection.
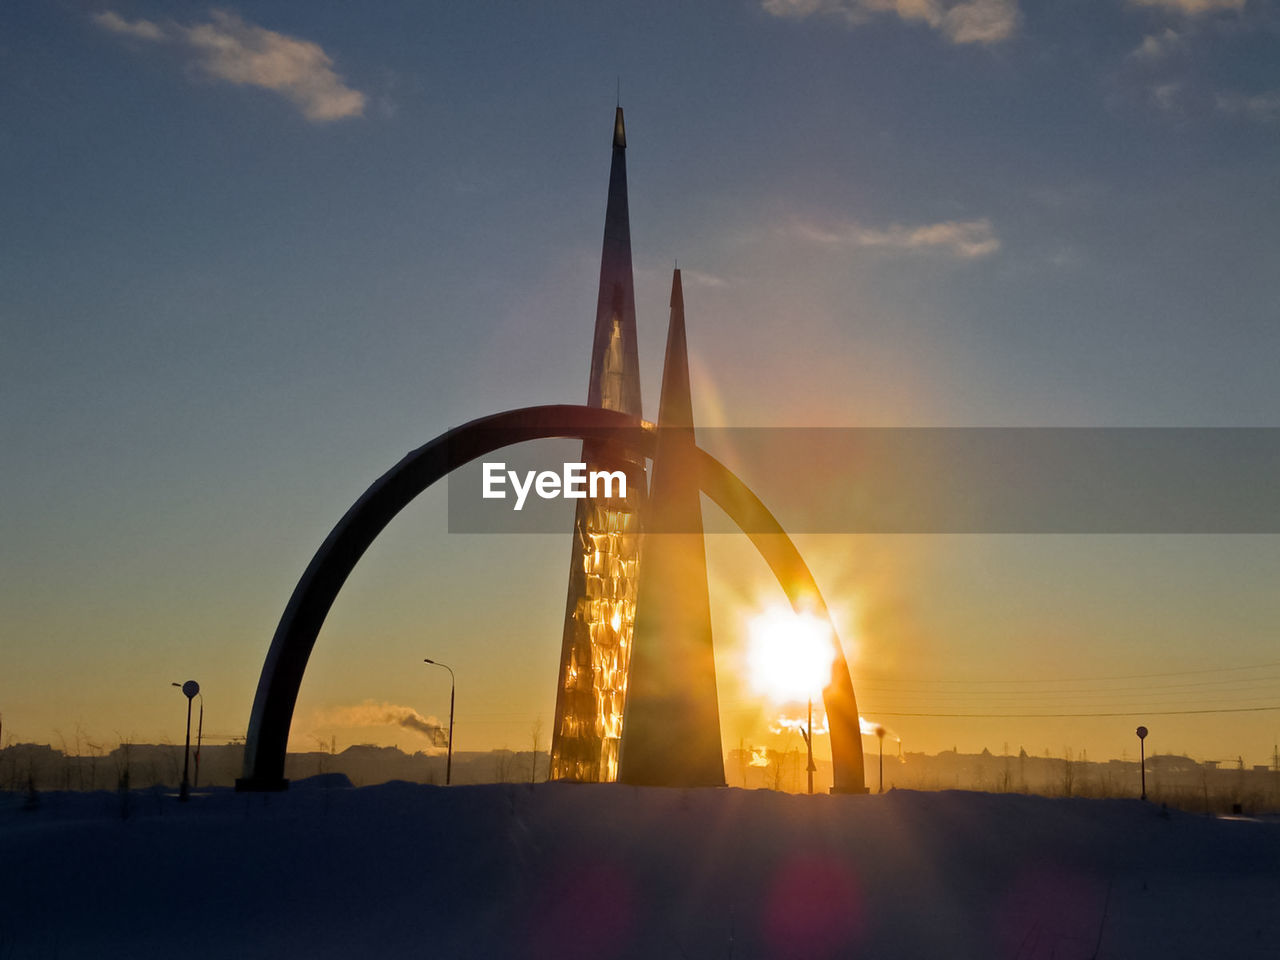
[3,0,1280,772]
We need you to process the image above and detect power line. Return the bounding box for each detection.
[864,695,1280,712]
[855,686,1280,706]
[856,658,1280,686]
[858,674,1280,696]
[869,705,1280,719]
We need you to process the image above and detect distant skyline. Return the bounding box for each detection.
[3,1,1280,772]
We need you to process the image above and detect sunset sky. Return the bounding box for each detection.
[3,1,1280,773]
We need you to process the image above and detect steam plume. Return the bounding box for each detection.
[321,701,448,747]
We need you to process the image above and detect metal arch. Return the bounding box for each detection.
[695,447,866,795]
[236,403,866,793]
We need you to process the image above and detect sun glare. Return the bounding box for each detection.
[746,606,837,704]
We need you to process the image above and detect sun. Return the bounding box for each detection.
[745,606,837,704]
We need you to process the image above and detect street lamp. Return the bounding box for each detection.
[193,692,204,790]
[1136,725,1148,801]
[797,698,817,795]
[875,725,886,793]
[171,680,199,801]
[423,659,455,786]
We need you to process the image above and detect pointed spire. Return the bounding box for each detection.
[656,269,694,430]
[585,107,640,414]
[619,268,725,788]
[549,109,646,783]
[613,105,626,149]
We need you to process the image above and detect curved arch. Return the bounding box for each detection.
[237,404,866,793]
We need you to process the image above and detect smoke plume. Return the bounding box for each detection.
[321,701,448,747]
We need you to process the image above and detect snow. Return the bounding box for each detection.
[2,781,1278,959]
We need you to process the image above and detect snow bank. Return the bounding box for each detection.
[2,782,1277,958]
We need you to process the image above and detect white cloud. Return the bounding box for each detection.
[941,0,1020,43]
[92,11,165,41]
[92,8,366,123]
[183,11,365,122]
[794,217,1000,259]
[1216,90,1280,122]
[1128,0,1245,13]
[761,0,1019,45]
[1150,81,1182,111]
[1130,27,1187,60]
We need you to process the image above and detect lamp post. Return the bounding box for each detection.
[875,725,886,794]
[193,692,204,790]
[172,680,199,801]
[798,698,816,795]
[424,659,455,786]
[1136,725,1148,801]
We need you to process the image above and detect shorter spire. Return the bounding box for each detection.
[658,268,692,430]
[613,106,626,149]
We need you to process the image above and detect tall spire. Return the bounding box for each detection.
[549,108,647,782]
[586,106,641,415]
[619,269,726,787]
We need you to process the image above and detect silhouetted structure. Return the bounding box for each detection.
[237,109,867,794]
[619,270,725,786]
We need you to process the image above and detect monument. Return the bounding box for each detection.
[236,107,867,795]
[617,268,726,786]
[548,107,646,783]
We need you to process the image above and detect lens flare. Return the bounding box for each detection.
[746,606,836,704]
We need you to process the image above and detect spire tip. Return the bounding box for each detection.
[613,105,626,149]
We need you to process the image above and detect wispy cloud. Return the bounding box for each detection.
[793,217,1000,259]
[93,10,165,40]
[682,269,729,289]
[317,701,449,745]
[761,0,1019,45]
[1130,27,1187,60]
[1150,81,1183,111]
[1128,0,1245,13]
[92,9,366,122]
[1216,89,1280,122]
[636,263,730,290]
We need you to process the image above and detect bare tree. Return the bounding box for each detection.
[530,718,543,784]
[768,750,786,791]
[114,736,133,791]
[54,730,71,790]
[494,749,516,783]
[312,734,333,776]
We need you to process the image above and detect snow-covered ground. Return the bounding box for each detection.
[2,780,1277,959]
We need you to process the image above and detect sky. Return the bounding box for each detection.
[3,0,1280,773]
